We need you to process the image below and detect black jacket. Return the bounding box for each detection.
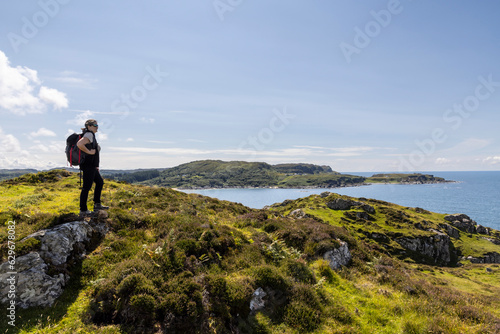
[80,130,99,168]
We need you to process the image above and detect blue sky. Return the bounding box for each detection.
[1,0,500,172]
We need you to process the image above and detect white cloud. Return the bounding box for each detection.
[38,86,68,110]
[30,127,57,138]
[0,50,69,115]
[97,133,108,141]
[435,157,452,165]
[0,127,22,153]
[483,156,500,165]
[126,138,134,142]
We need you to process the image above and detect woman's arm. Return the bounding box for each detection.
[77,137,96,155]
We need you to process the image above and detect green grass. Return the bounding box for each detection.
[0,170,499,333]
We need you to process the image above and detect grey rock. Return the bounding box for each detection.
[467,252,500,264]
[395,231,453,265]
[288,209,307,219]
[444,214,477,234]
[0,219,108,309]
[476,225,490,235]
[326,198,375,214]
[327,198,357,210]
[320,192,331,198]
[323,240,351,270]
[439,223,461,239]
[0,253,66,309]
[249,287,267,313]
[26,221,95,265]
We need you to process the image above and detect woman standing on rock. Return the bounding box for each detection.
[77,119,108,216]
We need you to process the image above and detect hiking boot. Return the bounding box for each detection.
[79,210,93,217]
[94,203,109,211]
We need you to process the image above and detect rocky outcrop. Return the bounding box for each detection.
[444,214,491,235]
[323,240,351,270]
[287,209,308,219]
[395,230,454,266]
[0,253,66,309]
[466,252,500,264]
[0,216,108,309]
[439,223,461,239]
[327,198,375,214]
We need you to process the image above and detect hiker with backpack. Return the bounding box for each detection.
[76,119,108,216]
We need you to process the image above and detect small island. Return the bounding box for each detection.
[366,173,453,184]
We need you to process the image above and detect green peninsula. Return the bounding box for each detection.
[0,170,498,333]
[107,160,366,189]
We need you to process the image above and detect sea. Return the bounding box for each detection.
[181,171,500,231]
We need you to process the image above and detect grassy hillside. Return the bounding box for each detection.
[0,170,499,333]
[0,169,38,182]
[107,160,365,189]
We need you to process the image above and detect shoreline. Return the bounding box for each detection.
[174,180,456,191]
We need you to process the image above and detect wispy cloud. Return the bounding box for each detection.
[29,128,57,138]
[52,71,98,89]
[483,156,500,165]
[140,117,155,124]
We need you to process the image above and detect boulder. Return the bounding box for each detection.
[439,223,461,239]
[327,198,357,211]
[466,252,500,264]
[0,219,108,309]
[395,230,454,265]
[323,240,351,270]
[249,287,267,313]
[288,209,307,219]
[444,214,477,234]
[27,221,96,266]
[0,253,66,309]
[476,225,490,235]
[327,198,375,214]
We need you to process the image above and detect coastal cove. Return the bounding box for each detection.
[181,171,500,231]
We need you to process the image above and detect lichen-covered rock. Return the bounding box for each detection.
[250,287,267,313]
[288,209,307,219]
[27,221,95,265]
[0,253,66,309]
[0,219,108,309]
[323,240,351,270]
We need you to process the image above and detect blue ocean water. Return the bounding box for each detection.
[181,171,500,231]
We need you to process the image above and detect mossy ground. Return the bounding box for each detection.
[0,170,499,333]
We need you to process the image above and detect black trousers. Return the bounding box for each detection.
[79,166,104,211]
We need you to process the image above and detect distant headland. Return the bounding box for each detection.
[98,160,453,189]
